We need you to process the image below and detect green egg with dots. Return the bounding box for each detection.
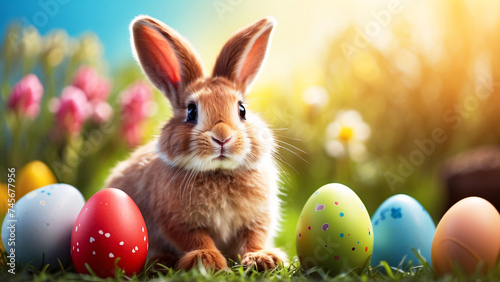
[296,183,373,275]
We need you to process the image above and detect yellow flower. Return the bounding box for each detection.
[16,161,57,200]
[20,26,41,58]
[42,30,68,67]
[338,126,354,142]
[325,110,371,161]
[72,33,103,63]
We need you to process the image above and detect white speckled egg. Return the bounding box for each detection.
[1,184,85,268]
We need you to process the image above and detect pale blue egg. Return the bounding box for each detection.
[2,184,85,268]
[371,194,435,268]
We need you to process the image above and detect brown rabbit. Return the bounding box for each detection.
[105,15,286,271]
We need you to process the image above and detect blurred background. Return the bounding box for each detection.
[1,0,500,258]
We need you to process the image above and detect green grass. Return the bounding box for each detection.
[2,250,500,281]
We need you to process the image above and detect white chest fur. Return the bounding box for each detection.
[176,157,281,250]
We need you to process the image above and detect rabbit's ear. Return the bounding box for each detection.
[212,17,276,94]
[131,15,204,107]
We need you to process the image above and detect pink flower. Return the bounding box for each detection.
[121,82,153,122]
[120,82,154,147]
[122,123,142,149]
[8,74,44,119]
[72,66,111,103]
[92,101,113,123]
[56,86,90,136]
[72,66,113,123]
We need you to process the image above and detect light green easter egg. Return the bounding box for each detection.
[296,183,373,275]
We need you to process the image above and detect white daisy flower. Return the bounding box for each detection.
[302,86,329,107]
[325,110,371,161]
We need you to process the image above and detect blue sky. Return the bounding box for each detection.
[0,1,223,68]
[0,0,383,82]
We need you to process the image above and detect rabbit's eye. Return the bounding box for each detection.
[186,103,197,123]
[239,102,246,120]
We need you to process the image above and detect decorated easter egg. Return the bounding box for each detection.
[17,161,57,200]
[371,194,435,268]
[0,183,7,251]
[296,183,373,275]
[1,184,85,268]
[71,188,148,278]
[0,183,8,218]
[0,183,9,214]
[432,197,500,275]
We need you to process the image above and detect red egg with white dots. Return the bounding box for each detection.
[71,188,148,278]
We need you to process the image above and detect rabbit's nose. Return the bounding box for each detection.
[212,137,231,146]
[211,122,232,143]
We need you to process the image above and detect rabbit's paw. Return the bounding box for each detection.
[241,248,287,271]
[177,249,227,270]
